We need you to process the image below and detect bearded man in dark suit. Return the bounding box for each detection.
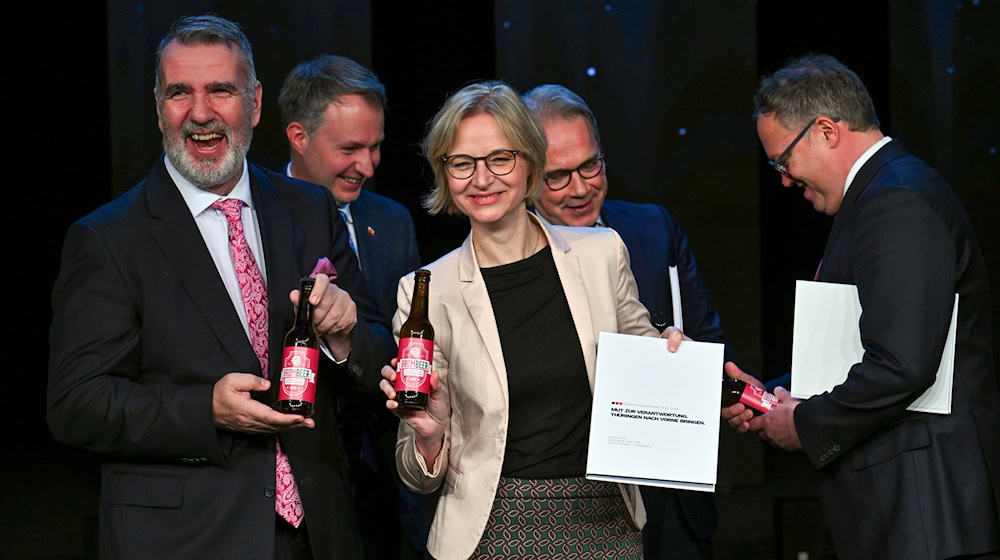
[47,15,392,560]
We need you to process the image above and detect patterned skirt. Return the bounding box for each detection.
[471,476,644,560]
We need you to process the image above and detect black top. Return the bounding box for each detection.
[481,245,592,478]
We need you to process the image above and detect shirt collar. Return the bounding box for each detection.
[166,155,253,217]
[844,136,892,196]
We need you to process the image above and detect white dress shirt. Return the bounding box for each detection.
[168,157,345,363]
[166,156,264,343]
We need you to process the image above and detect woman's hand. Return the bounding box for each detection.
[380,359,450,465]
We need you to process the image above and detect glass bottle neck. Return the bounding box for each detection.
[297,281,314,325]
[410,278,429,317]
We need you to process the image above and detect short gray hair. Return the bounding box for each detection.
[154,15,257,101]
[422,81,547,216]
[278,54,387,133]
[754,54,879,131]
[523,84,601,148]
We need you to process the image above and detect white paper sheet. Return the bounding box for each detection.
[586,332,724,492]
[791,280,957,414]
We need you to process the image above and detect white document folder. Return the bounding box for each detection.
[791,280,958,414]
[586,332,724,492]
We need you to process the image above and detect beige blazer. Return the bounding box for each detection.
[393,213,658,560]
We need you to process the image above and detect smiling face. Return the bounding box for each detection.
[446,112,529,230]
[293,94,384,204]
[756,112,843,215]
[156,40,261,195]
[535,115,607,226]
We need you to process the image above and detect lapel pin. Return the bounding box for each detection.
[367,226,375,237]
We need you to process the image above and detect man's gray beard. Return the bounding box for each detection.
[163,121,253,190]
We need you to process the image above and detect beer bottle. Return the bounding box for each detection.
[277,277,319,417]
[395,269,433,410]
[721,377,778,416]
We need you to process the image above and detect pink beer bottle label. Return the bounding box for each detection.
[278,347,320,403]
[740,383,779,414]
[395,337,432,393]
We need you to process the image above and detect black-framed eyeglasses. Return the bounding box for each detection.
[441,149,518,180]
[543,155,605,190]
[768,117,840,177]
[768,120,814,177]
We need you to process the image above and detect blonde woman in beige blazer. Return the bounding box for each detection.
[380,81,683,560]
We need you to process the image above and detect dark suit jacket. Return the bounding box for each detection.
[602,199,727,349]
[351,189,422,324]
[47,159,394,560]
[601,199,723,549]
[798,141,1000,559]
[340,188,427,556]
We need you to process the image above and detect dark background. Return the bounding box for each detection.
[7,1,997,558]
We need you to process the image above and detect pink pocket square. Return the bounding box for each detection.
[309,257,338,280]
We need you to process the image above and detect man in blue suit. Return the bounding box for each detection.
[279,55,423,559]
[279,55,420,322]
[524,84,727,559]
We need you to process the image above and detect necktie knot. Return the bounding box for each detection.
[337,206,352,225]
[211,198,244,222]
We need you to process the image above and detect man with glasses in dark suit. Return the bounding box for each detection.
[728,54,1000,560]
[525,84,728,560]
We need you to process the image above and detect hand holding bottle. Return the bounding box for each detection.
[380,359,450,467]
[721,362,770,432]
[290,272,357,360]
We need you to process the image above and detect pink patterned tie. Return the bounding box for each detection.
[212,199,304,528]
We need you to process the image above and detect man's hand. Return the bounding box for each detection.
[212,373,315,433]
[660,325,690,352]
[748,387,802,450]
[722,361,764,433]
[290,272,357,360]
[380,359,450,467]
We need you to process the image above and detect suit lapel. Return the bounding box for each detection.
[821,140,908,275]
[542,218,598,389]
[144,159,259,373]
[249,164,297,380]
[458,234,509,409]
[600,201,642,261]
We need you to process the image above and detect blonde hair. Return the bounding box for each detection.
[422,81,547,216]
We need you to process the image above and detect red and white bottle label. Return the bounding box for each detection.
[395,337,432,393]
[740,384,778,414]
[278,346,319,403]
